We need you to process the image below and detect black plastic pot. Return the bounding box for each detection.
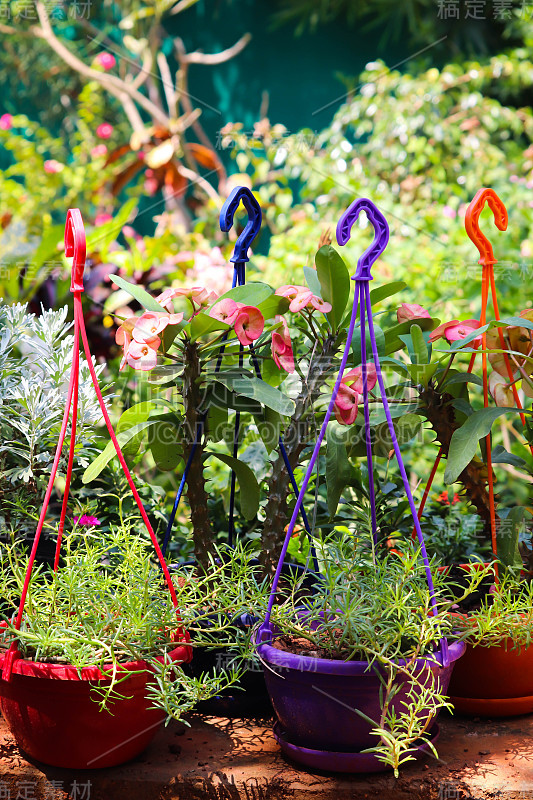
[174,559,320,717]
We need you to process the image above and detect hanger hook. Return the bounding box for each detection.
[465,188,507,266]
[64,208,86,293]
[220,186,262,264]
[336,197,389,280]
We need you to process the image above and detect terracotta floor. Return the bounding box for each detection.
[0,710,532,799]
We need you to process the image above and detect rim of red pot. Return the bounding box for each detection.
[0,639,192,681]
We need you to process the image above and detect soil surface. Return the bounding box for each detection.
[0,708,532,799]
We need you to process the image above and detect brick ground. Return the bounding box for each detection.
[0,710,532,799]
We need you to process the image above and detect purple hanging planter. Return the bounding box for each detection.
[256,629,464,772]
[255,198,465,772]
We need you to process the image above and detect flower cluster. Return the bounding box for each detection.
[116,310,183,371]
[209,299,264,347]
[73,514,101,527]
[334,365,377,425]
[275,285,332,314]
[429,318,481,347]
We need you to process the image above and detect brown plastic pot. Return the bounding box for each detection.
[447,635,533,716]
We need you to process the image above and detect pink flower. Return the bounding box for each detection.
[397,303,431,324]
[91,144,108,158]
[333,365,377,426]
[276,285,332,314]
[115,317,137,371]
[94,213,112,226]
[271,316,295,373]
[343,365,378,394]
[132,311,182,342]
[126,338,159,371]
[185,248,233,296]
[144,169,158,195]
[430,319,481,347]
[158,286,216,314]
[73,515,101,527]
[334,383,359,426]
[209,298,242,326]
[234,306,264,346]
[95,52,116,70]
[0,114,12,131]
[96,123,114,140]
[442,205,457,220]
[44,159,64,174]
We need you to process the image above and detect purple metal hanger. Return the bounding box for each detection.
[258,197,448,668]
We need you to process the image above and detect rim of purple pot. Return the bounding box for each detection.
[254,627,466,676]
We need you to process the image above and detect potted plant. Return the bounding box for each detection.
[0,517,260,769]
[254,530,482,775]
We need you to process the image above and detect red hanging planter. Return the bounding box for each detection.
[0,209,192,768]
[0,643,190,769]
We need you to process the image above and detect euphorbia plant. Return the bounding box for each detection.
[87,235,382,570]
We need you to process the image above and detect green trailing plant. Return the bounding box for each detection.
[0,518,262,715]
[261,529,489,774]
[449,569,533,651]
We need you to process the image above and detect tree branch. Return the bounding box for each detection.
[182,33,251,65]
[32,1,170,127]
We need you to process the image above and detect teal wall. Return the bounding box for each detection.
[170,1,405,141]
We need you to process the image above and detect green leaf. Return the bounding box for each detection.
[189,312,230,340]
[370,403,420,424]
[444,373,483,388]
[491,445,527,468]
[406,363,438,387]
[257,407,281,453]
[495,316,533,331]
[315,245,351,328]
[256,294,289,320]
[384,317,436,355]
[206,402,228,443]
[110,275,164,313]
[85,198,137,252]
[148,421,183,470]
[205,282,273,311]
[303,265,322,297]
[82,422,155,483]
[369,281,407,306]
[326,423,355,517]
[410,324,429,365]
[214,373,295,416]
[260,357,284,387]
[444,407,518,484]
[497,507,530,576]
[205,452,260,520]
[148,365,183,385]
[375,414,423,457]
[116,402,154,433]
